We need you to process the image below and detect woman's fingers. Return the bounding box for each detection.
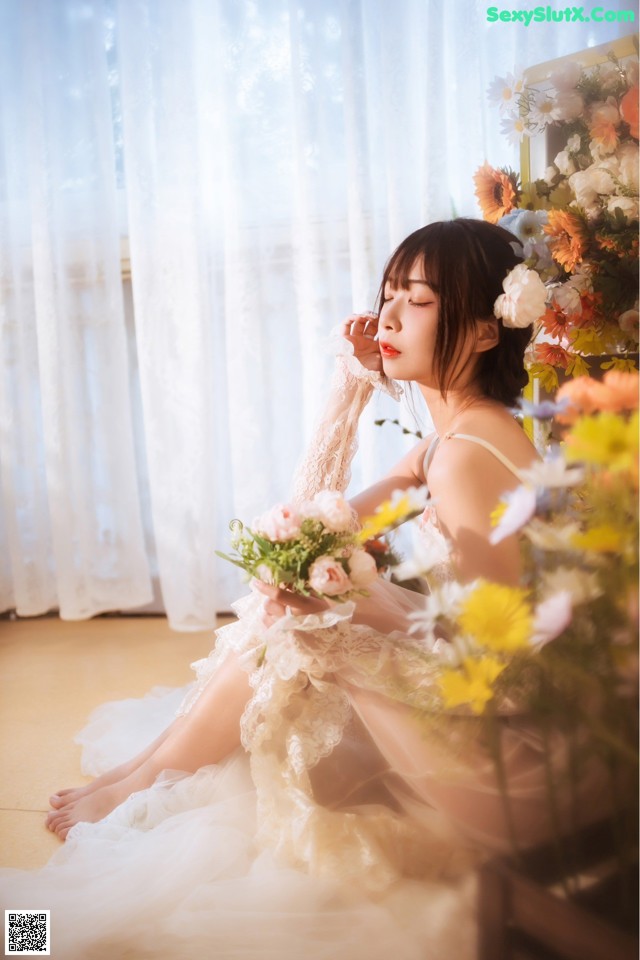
[341,313,378,340]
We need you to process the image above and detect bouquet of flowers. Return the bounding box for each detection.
[217,487,428,603]
[475,52,639,389]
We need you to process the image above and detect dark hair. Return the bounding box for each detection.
[376,218,531,406]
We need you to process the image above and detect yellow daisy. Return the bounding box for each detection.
[458,581,533,653]
[571,524,625,553]
[439,656,506,715]
[565,411,638,473]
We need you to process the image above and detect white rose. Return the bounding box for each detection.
[494,263,548,329]
[606,196,639,220]
[550,62,582,92]
[346,549,378,589]
[552,282,581,315]
[618,308,639,341]
[617,142,639,193]
[308,556,352,597]
[544,165,558,185]
[567,133,581,153]
[253,504,302,542]
[305,490,356,532]
[568,171,597,210]
[553,149,575,176]
[599,63,621,93]
[590,99,620,127]
[551,91,584,122]
[569,166,615,214]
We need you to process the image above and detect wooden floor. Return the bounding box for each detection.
[0,615,228,870]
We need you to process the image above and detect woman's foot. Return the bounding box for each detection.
[48,727,174,810]
[48,758,142,809]
[45,764,159,840]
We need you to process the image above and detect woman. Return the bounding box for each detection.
[3,219,546,959]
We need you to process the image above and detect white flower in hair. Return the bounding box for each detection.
[494,263,547,329]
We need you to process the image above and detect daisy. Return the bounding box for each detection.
[487,72,524,114]
[500,115,530,146]
[528,91,555,129]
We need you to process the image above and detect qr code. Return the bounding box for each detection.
[4,911,50,955]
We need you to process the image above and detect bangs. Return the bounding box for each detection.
[377,228,445,311]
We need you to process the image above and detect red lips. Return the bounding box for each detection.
[379,342,401,357]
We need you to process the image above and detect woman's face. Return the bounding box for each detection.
[378,258,480,390]
[378,260,440,385]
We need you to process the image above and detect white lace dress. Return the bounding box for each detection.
[0,357,594,960]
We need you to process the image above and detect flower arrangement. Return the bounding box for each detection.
[217,487,427,602]
[406,369,638,851]
[476,53,639,390]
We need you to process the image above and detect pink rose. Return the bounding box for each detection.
[308,556,352,597]
[304,491,356,532]
[347,549,378,588]
[253,504,302,542]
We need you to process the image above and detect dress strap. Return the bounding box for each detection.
[443,432,524,480]
[421,435,441,493]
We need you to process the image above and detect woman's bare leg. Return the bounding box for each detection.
[46,653,252,840]
[48,725,174,809]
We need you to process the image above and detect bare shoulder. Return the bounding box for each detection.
[433,412,536,476]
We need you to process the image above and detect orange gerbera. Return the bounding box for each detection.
[541,305,574,341]
[600,369,640,412]
[544,210,589,272]
[473,163,520,224]
[534,342,571,370]
[620,84,639,139]
[555,375,609,422]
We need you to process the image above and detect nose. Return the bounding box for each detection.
[381,303,401,331]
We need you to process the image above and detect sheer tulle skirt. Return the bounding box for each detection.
[0,578,609,959]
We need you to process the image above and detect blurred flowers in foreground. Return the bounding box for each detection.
[405,371,638,850]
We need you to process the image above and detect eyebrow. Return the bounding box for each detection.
[385,278,431,285]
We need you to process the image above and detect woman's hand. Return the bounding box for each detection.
[340,313,382,373]
[253,580,329,628]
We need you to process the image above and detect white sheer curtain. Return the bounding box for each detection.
[0,0,633,628]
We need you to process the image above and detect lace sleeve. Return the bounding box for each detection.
[291,354,401,502]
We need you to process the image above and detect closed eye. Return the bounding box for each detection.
[410,301,434,307]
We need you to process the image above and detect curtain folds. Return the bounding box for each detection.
[0,0,632,628]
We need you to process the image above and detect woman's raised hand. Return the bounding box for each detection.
[253,580,329,628]
[340,313,382,373]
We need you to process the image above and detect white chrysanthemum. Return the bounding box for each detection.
[519,459,584,489]
[487,72,524,114]
[541,566,603,605]
[494,263,548,329]
[489,485,537,545]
